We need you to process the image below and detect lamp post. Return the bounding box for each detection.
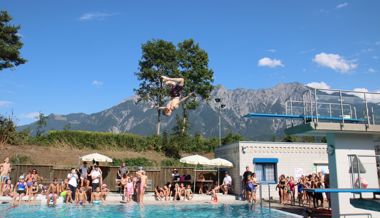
[215,98,226,146]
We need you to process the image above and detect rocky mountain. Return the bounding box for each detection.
[18,82,379,140]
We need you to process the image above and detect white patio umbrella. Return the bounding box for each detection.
[180,155,211,191]
[80,153,113,163]
[210,158,234,186]
[179,155,211,165]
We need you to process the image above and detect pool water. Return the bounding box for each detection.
[0,203,299,218]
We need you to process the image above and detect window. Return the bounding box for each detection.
[253,158,278,184]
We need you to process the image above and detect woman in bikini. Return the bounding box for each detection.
[2,179,13,197]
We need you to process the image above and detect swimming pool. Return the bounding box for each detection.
[0,204,300,218]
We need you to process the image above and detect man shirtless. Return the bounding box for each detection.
[91,187,103,205]
[0,157,11,195]
[136,170,147,204]
[158,76,194,116]
[46,178,60,206]
[76,187,88,205]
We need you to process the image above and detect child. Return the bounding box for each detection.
[101,184,109,201]
[185,185,193,200]
[125,178,134,203]
[154,186,164,201]
[210,185,220,203]
[2,179,13,197]
[76,187,87,205]
[28,181,39,204]
[91,187,103,205]
[65,186,73,203]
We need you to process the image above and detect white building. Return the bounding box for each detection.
[215,141,327,200]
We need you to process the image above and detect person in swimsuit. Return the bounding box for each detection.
[13,176,27,205]
[25,171,34,196]
[2,179,14,197]
[46,178,60,206]
[125,177,134,203]
[158,76,194,116]
[276,175,286,204]
[0,157,11,196]
[76,187,87,205]
[288,176,296,205]
[246,175,255,203]
[91,187,103,204]
[185,184,193,200]
[28,181,39,204]
[136,170,147,204]
[101,184,109,200]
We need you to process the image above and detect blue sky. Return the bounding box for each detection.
[1,0,379,125]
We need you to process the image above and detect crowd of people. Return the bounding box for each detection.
[275,172,331,209]
[0,158,111,206]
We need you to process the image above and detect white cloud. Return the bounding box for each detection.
[0,100,13,107]
[313,52,357,73]
[368,68,376,73]
[258,57,284,68]
[21,112,40,120]
[336,2,349,9]
[306,82,331,90]
[352,88,380,103]
[266,49,277,53]
[92,80,103,87]
[79,12,116,21]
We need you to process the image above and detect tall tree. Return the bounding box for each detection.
[134,39,178,135]
[36,112,48,137]
[177,39,214,134]
[0,11,26,71]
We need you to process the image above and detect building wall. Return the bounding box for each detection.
[214,143,240,195]
[215,141,328,200]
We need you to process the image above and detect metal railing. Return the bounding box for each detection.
[339,213,372,218]
[284,87,380,126]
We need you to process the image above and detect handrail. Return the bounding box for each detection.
[339,213,372,218]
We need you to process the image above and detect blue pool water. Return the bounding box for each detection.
[0,204,299,218]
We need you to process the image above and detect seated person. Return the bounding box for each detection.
[154,186,164,201]
[76,187,88,205]
[13,176,27,205]
[28,181,39,204]
[101,184,109,200]
[2,179,14,197]
[46,178,60,206]
[172,169,180,181]
[179,183,186,200]
[220,172,232,195]
[185,184,193,200]
[91,187,103,204]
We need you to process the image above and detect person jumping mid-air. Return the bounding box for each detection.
[157,76,194,116]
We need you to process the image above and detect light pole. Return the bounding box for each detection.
[215,98,226,146]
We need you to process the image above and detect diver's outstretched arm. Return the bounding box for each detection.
[179,92,195,104]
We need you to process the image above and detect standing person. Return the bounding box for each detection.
[117,163,128,192]
[67,168,78,201]
[241,166,252,200]
[90,164,102,192]
[288,176,296,205]
[324,173,331,209]
[197,173,205,194]
[136,170,147,204]
[220,172,232,195]
[0,157,11,196]
[79,162,88,187]
[251,173,258,203]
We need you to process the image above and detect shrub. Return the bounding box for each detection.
[10,154,32,164]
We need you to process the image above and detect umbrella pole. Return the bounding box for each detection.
[193,168,196,192]
[217,167,220,186]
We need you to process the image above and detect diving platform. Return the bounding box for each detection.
[243,87,380,218]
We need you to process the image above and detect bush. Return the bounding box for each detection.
[10,154,32,164]
[112,157,156,167]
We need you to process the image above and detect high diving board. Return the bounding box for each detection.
[243,112,366,123]
[305,188,380,193]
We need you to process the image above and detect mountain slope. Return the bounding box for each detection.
[21,82,378,140]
